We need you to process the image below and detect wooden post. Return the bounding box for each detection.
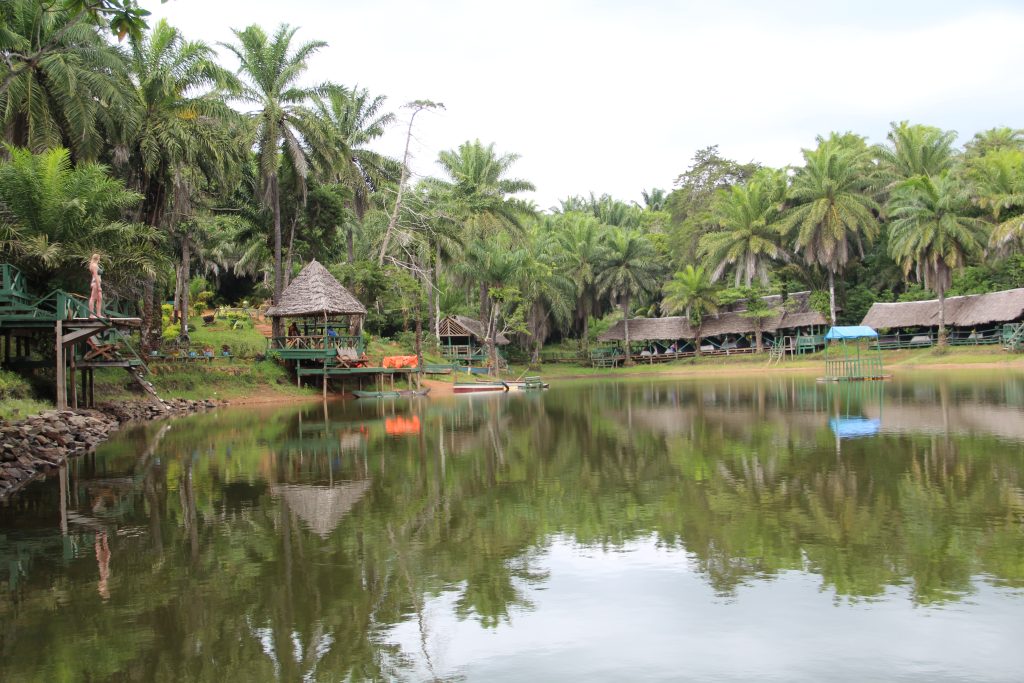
[81,366,87,407]
[55,321,66,410]
[69,347,77,410]
[3,332,9,366]
[89,369,95,408]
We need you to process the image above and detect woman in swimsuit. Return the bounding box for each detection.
[88,253,102,317]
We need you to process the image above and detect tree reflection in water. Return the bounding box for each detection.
[0,374,1023,680]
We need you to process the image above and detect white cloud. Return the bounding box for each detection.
[148,0,1024,207]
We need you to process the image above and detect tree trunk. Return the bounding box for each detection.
[346,225,354,263]
[271,174,283,339]
[415,284,423,368]
[433,241,442,340]
[141,277,155,354]
[179,238,191,341]
[937,281,947,347]
[488,302,501,378]
[622,293,633,367]
[479,281,489,324]
[284,214,298,288]
[755,325,763,353]
[172,264,183,325]
[695,323,703,358]
[828,270,837,326]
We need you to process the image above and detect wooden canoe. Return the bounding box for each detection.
[453,382,508,393]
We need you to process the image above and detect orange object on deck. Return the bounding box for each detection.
[382,355,419,368]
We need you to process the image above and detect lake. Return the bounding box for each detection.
[2,373,1023,681]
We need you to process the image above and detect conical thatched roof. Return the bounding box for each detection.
[266,260,367,318]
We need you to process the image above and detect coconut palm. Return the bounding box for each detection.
[661,265,719,357]
[309,86,400,262]
[699,169,788,286]
[519,222,574,364]
[0,0,130,160]
[596,229,659,365]
[780,141,880,324]
[222,24,330,338]
[888,173,987,346]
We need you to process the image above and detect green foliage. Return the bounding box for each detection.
[0,146,166,294]
[663,265,720,326]
[0,368,31,400]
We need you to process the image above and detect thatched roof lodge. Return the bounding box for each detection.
[438,315,510,345]
[266,260,367,320]
[860,288,1024,330]
[598,291,827,344]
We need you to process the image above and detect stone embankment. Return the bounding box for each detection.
[0,398,219,499]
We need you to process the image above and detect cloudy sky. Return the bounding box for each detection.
[148,0,1024,209]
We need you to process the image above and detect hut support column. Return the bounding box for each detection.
[69,346,77,410]
[55,320,66,410]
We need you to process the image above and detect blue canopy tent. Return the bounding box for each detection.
[822,325,887,381]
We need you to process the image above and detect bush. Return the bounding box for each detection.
[0,370,31,400]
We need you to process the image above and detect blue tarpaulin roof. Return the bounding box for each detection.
[825,326,878,340]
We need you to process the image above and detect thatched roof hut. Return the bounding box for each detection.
[266,260,367,319]
[598,291,827,342]
[438,315,510,345]
[860,288,1024,329]
[272,481,371,538]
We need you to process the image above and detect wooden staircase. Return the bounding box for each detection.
[1003,323,1024,352]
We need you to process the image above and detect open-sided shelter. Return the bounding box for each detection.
[822,326,887,382]
[267,260,367,357]
[437,315,509,364]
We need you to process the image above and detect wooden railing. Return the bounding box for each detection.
[270,334,363,352]
[824,355,885,380]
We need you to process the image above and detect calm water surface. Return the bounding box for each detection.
[2,374,1024,681]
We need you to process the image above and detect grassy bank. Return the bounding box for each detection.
[507,345,1024,380]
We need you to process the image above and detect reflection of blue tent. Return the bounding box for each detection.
[829,417,880,438]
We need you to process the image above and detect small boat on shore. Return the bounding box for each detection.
[504,376,549,391]
[453,381,508,393]
[353,388,431,399]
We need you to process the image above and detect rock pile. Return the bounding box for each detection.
[0,398,220,499]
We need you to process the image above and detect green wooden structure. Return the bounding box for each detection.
[822,326,888,382]
[0,263,159,409]
[1004,323,1024,352]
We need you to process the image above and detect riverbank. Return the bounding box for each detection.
[510,346,1024,381]
[0,398,218,500]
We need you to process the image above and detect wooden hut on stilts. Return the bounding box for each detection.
[266,261,368,396]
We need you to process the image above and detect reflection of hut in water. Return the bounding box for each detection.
[271,481,371,538]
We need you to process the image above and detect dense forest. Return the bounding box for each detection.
[3,0,1024,358]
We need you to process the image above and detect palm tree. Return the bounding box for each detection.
[1,0,130,160]
[662,265,719,357]
[780,141,880,324]
[965,148,1024,253]
[888,173,987,346]
[120,19,240,347]
[430,140,535,320]
[964,127,1024,158]
[876,121,957,184]
[596,229,659,365]
[553,212,607,346]
[638,188,668,211]
[699,169,788,286]
[310,86,400,262]
[519,222,574,365]
[0,145,166,291]
[222,24,329,338]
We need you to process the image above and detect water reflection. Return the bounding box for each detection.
[0,374,1023,681]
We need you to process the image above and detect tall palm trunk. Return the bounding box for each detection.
[487,300,501,378]
[754,324,763,353]
[828,270,837,325]
[141,277,155,354]
[695,326,703,358]
[622,292,633,367]
[271,173,283,339]
[937,281,947,347]
[179,238,191,340]
[284,213,298,287]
